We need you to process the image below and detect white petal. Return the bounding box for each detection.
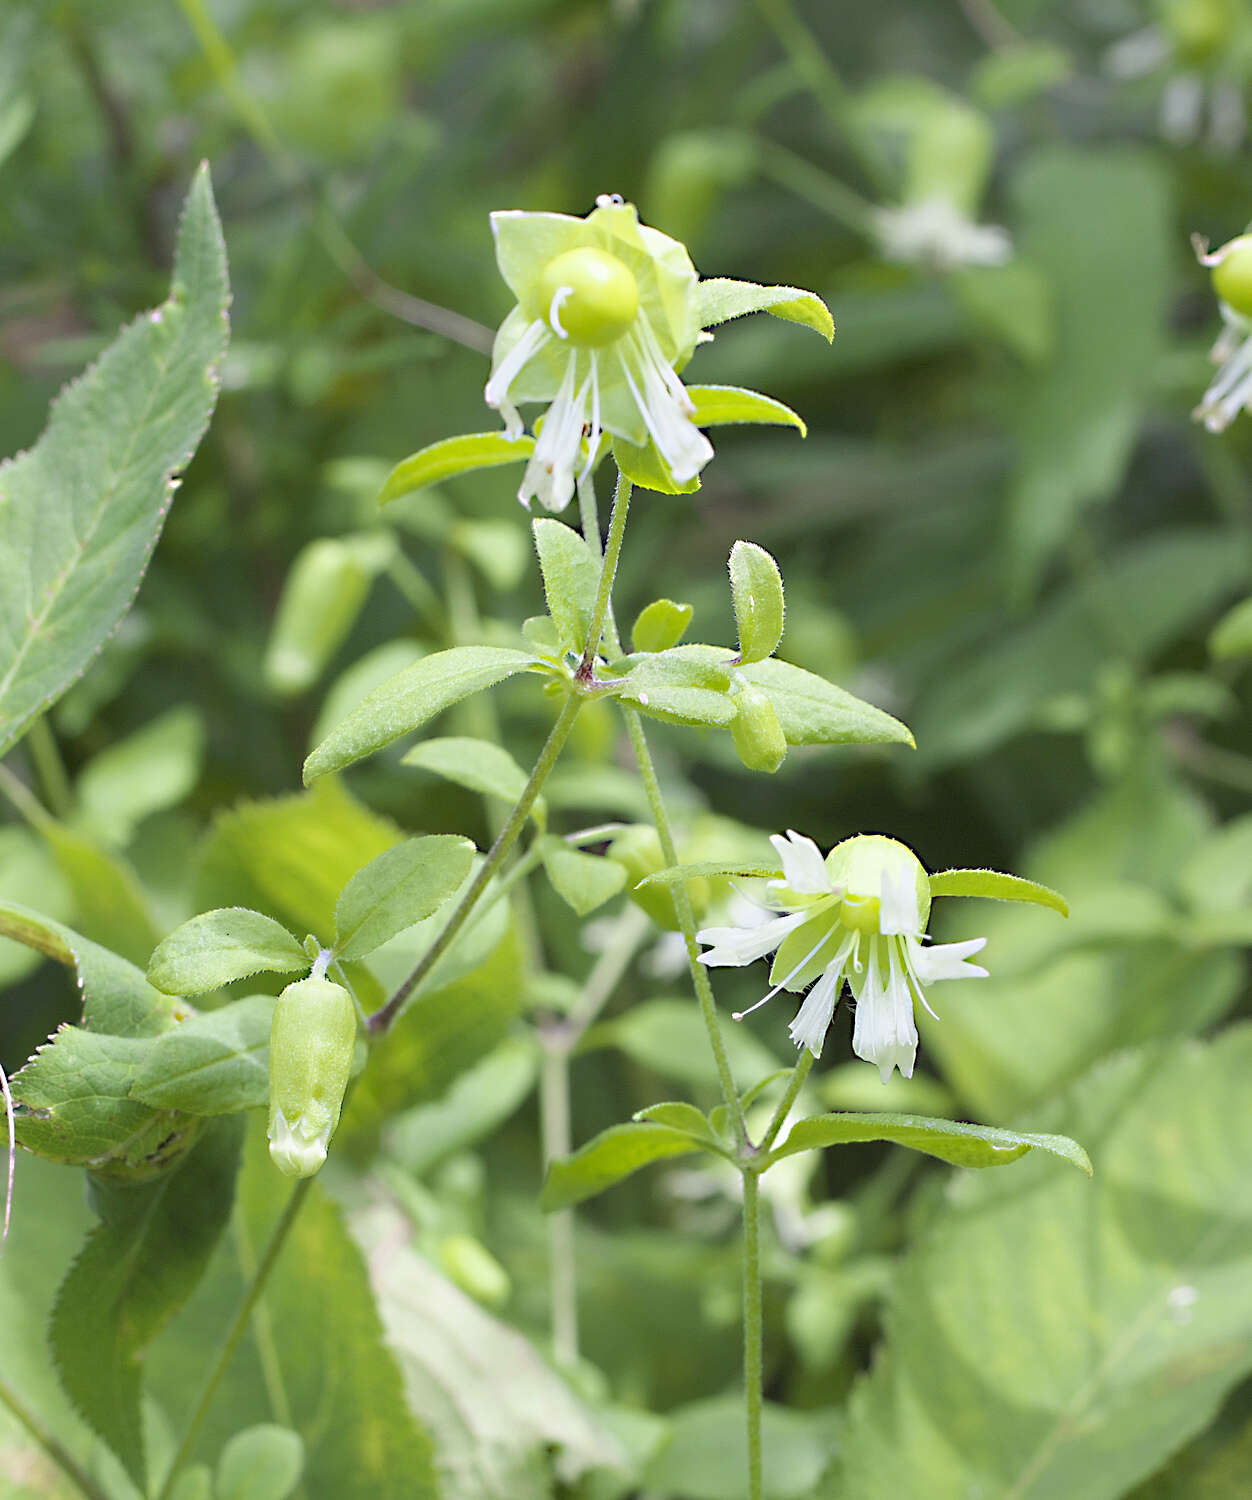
[787,961,844,1058]
[696,911,805,968]
[878,867,921,937]
[518,357,589,512]
[620,321,713,484]
[909,934,988,984]
[485,318,550,439]
[769,830,831,897]
[851,942,918,1083]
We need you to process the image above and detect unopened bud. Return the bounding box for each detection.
[730,682,787,774]
[267,977,356,1179]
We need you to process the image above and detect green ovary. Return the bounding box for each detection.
[537,247,639,346]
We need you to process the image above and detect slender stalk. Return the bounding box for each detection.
[758,1050,814,1155]
[742,1170,765,1500]
[577,471,632,677]
[622,708,746,1142]
[26,718,74,821]
[757,139,877,240]
[563,903,651,1039]
[0,1375,110,1500]
[155,1179,313,1500]
[540,1046,578,1366]
[369,693,582,1034]
[0,761,52,831]
[231,1217,295,1432]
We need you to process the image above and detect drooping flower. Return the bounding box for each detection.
[697,831,989,1081]
[1193,232,1252,431]
[480,194,832,511]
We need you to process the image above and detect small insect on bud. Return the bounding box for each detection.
[730,681,788,774]
[267,977,357,1179]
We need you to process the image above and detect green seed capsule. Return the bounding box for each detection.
[1211,237,1252,320]
[267,977,356,1179]
[536,248,639,346]
[730,682,788,774]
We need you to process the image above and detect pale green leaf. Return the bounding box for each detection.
[49,1116,244,1490]
[695,277,835,341]
[928,868,1069,916]
[147,908,307,995]
[634,1100,723,1146]
[403,736,543,826]
[612,651,737,727]
[450,517,530,592]
[262,537,374,696]
[334,834,476,960]
[533,517,601,651]
[216,1425,304,1500]
[1209,594,1252,660]
[130,994,276,1115]
[378,432,535,505]
[0,164,229,756]
[643,1394,836,1500]
[43,820,160,967]
[738,658,915,747]
[311,639,425,751]
[303,646,536,782]
[75,706,205,847]
[543,845,627,915]
[768,1110,1091,1173]
[611,433,701,496]
[0,826,72,987]
[540,1119,711,1211]
[632,598,693,654]
[637,859,780,887]
[688,385,806,435]
[728,540,786,664]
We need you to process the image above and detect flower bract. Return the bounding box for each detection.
[697,831,988,1081]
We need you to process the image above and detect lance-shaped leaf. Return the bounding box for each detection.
[637,859,782,888]
[334,835,476,961]
[130,994,276,1115]
[928,868,1069,916]
[402,736,544,827]
[688,385,806,434]
[304,646,537,782]
[378,432,536,505]
[695,278,835,341]
[767,1111,1091,1174]
[728,540,785,664]
[738,658,914,747]
[0,163,229,757]
[49,1115,244,1490]
[147,908,308,995]
[533,517,601,651]
[540,1116,722,1212]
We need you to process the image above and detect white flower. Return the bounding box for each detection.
[1193,233,1252,432]
[871,198,1012,272]
[697,831,988,1081]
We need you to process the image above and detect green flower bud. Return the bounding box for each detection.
[608,824,710,930]
[730,681,788,774]
[263,539,370,697]
[536,247,639,347]
[825,834,931,937]
[267,977,356,1179]
[437,1233,512,1308]
[1209,236,1252,319]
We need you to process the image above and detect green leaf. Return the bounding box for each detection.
[695,277,835,342]
[262,537,375,696]
[75,706,205,847]
[637,858,781,887]
[147,908,307,995]
[402,736,543,826]
[130,994,276,1115]
[533,516,601,651]
[378,431,535,505]
[582,997,782,1094]
[768,1110,1091,1173]
[303,646,536,781]
[1209,594,1252,660]
[613,651,737,727]
[737,657,915,747]
[311,639,425,751]
[540,1119,712,1211]
[42,820,160,968]
[334,834,476,960]
[728,540,786,664]
[450,517,530,592]
[835,1029,1252,1500]
[687,384,806,435]
[543,845,628,915]
[634,1099,724,1145]
[0,164,229,757]
[216,1425,304,1500]
[928,868,1069,916]
[632,598,693,654]
[49,1115,244,1490]
[0,826,72,988]
[611,432,701,496]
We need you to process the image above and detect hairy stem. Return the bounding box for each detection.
[540,1046,578,1366]
[0,1376,110,1500]
[155,1179,313,1500]
[577,471,632,676]
[759,1049,814,1155]
[742,1170,765,1500]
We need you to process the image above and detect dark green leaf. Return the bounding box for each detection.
[130,994,276,1115]
[738,658,914,747]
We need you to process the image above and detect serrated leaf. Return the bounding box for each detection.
[728,540,785,664]
[768,1110,1091,1173]
[304,646,536,781]
[695,277,835,341]
[533,516,602,652]
[403,735,543,828]
[738,657,914,747]
[688,385,806,435]
[49,1115,244,1490]
[928,868,1069,916]
[130,994,276,1115]
[378,432,535,505]
[632,599,693,654]
[540,1119,712,1211]
[334,835,475,961]
[216,1424,304,1500]
[0,164,229,757]
[147,908,307,995]
[543,845,627,916]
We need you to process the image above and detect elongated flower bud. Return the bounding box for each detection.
[267,977,356,1179]
[730,681,788,774]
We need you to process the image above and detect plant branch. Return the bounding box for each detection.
[0,1376,109,1500]
[577,470,632,677]
[758,1049,814,1155]
[742,1170,765,1500]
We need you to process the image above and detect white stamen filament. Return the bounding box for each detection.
[731,923,840,1021]
[1,1060,13,1249]
[485,318,551,440]
[548,285,574,339]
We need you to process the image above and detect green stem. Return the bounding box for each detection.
[0,761,52,831]
[742,1170,764,1500]
[0,1375,110,1500]
[540,1045,578,1367]
[369,693,582,1034]
[386,552,446,637]
[155,1179,314,1500]
[577,471,632,677]
[231,1216,295,1431]
[27,718,73,822]
[758,1050,814,1155]
[757,138,877,240]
